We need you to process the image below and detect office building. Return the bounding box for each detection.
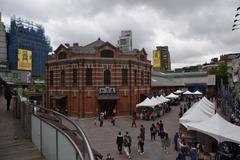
[7,16,52,77]
[153,46,171,71]
[0,12,7,69]
[118,30,132,52]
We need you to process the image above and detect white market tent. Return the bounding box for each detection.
[157,95,170,103]
[187,113,240,144]
[166,93,179,99]
[174,90,184,94]
[193,90,203,95]
[150,97,162,106]
[179,97,215,128]
[136,97,156,108]
[183,90,194,95]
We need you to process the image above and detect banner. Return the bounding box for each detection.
[18,49,32,71]
[153,50,161,68]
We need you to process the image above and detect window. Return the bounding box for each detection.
[73,69,77,85]
[122,69,128,85]
[101,50,113,58]
[86,68,92,85]
[141,71,144,85]
[50,71,53,85]
[58,52,66,59]
[104,69,111,85]
[61,70,65,86]
[134,70,137,85]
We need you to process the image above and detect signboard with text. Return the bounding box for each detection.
[98,87,117,94]
[153,50,160,68]
[18,49,32,71]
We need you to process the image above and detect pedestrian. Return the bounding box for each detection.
[106,153,114,160]
[111,116,116,126]
[138,133,145,155]
[164,133,171,154]
[173,131,179,151]
[94,117,98,126]
[159,131,165,150]
[150,123,156,141]
[131,116,137,127]
[116,132,123,154]
[140,125,145,136]
[99,114,104,127]
[159,120,164,133]
[123,134,131,159]
[189,144,198,160]
[156,122,160,136]
[125,132,132,154]
[176,149,186,160]
[4,85,13,111]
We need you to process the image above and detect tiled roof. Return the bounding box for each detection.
[70,39,105,54]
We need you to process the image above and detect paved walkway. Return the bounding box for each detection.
[74,104,181,160]
[0,95,43,160]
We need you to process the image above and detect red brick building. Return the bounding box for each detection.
[46,38,151,117]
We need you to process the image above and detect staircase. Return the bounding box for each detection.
[0,95,44,160]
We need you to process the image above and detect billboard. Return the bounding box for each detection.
[18,49,32,71]
[153,50,161,68]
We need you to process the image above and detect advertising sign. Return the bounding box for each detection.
[153,50,161,68]
[18,49,32,71]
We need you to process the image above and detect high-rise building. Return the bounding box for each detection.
[0,12,7,69]
[7,16,52,77]
[153,46,171,71]
[118,30,132,52]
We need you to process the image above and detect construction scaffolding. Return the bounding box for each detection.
[8,16,52,77]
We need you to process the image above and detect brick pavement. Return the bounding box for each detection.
[74,104,182,160]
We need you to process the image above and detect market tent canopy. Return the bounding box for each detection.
[187,113,240,144]
[157,95,170,103]
[183,90,194,95]
[150,97,162,106]
[174,90,184,94]
[179,97,215,128]
[166,93,179,99]
[136,97,156,108]
[193,90,203,95]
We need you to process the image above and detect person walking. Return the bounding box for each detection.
[4,85,13,111]
[140,125,145,137]
[123,134,131,159]
[164,133,171,154]
[189,144,198,160]
[159,131,165,150]
[159,120,164,133]
[131,116,137,127]
[116,132,123,154]
[176,149,186,160]
[125,132,132,154]
[173,131,180,151]
[138,133,145,155]
[156,122,160,136]
[150,123,156,141]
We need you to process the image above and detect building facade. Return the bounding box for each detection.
[0,12,7,69]
[153,46,171,71]
[46,39,151,118]
[118,30,132,52]
[7,16,52,77]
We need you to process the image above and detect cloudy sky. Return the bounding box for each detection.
[1,0,240,69]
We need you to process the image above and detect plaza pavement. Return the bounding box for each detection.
[74,104,182,160]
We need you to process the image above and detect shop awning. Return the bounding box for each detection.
[97,95,120,100]
[50,95,66,100]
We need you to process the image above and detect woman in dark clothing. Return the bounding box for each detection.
[4,86,13,111]
[116,132,124,154]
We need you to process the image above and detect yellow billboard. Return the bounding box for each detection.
[153,50,161,68]
[18,49,32,71]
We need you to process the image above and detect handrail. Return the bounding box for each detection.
[32,114,84,160]
[18,95,95,160]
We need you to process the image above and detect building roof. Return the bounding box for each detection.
[69,38,105,54]
[151,72,215,87]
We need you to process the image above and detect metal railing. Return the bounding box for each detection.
[12,95,96,160]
